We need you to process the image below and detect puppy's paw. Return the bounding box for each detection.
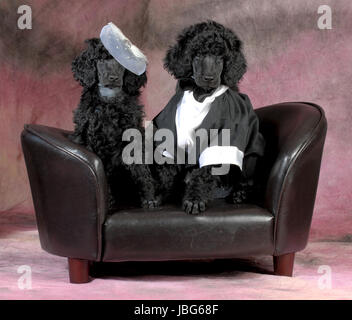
[141,197,161,209]
[232,190,248,204]
[183,199,207,215]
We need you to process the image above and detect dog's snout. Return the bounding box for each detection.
[108,75,119,81]
[203,75,214,81]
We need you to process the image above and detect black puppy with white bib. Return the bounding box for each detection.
[152,21,265,214]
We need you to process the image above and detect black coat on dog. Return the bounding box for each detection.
[70,38,158,210]
[152,21,265,214]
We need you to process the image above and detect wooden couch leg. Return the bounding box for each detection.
[68,258,90,283]
[273,252,295,277]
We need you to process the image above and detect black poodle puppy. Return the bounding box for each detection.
[70,38,159,211]
[153,21,265,214]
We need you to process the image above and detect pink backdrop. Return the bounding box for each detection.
[1,0,351,239]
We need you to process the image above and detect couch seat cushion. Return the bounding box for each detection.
[102,200,274,262]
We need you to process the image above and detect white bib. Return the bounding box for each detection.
[175,85,229,150]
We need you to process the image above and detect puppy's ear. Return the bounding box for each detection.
[72,38,99,88]
[164,40,192,79]
[221,30,247,89]
[223,50,247,89]
[123,70,147,96]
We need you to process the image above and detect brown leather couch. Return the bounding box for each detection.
[21,102,327,283]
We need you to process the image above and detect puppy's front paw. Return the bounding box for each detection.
[183,199,207,215]
[141,197,161,209]
[232,190,248,204]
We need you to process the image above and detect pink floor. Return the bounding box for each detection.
[0,211,351,300]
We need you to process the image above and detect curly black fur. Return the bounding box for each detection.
[154,21,258,214]
[164,20,247,92]
[70,38,159,211]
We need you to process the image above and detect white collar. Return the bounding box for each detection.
[184,85,229,111]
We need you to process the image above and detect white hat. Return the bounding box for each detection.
[100,22,147,75]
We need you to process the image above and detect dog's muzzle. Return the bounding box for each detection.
[98,85,122,99]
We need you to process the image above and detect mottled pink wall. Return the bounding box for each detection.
[0,1,351,238]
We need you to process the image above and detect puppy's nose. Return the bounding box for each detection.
[108,75,119,81]
[203,75,214,81]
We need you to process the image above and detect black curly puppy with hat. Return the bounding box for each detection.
[70,23,159,211]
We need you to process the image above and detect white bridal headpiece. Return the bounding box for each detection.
[100,22,147,75]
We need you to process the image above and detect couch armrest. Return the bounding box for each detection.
[256,102,327,255]
[21,124,108,261]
